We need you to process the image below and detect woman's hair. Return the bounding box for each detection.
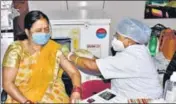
[16,11,50,40]
[14,31,28,40]
[24,10,50,30]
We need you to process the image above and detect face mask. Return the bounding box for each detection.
[111,38,125,51]
[32,32,51,45]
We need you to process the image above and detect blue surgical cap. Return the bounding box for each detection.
[116,18,152,44]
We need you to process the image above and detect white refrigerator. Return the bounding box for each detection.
[51,19,111,57]
[50,18,111,83]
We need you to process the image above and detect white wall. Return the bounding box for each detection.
[29,1,176,36]
[103,1,176,37]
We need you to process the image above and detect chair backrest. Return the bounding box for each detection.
[81,80,111,100]
[1,90,7,103]
[151,23,167,37]
[159,29,176,60]
[62,71,73,97]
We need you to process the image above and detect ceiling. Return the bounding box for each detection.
[28,1,108,20]
[28,1,105,11]
[67,1,105,10]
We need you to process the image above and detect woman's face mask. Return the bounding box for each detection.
[111,37,125,51]
[32,32,51,45]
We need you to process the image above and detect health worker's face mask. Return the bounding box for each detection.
[111,38,125,51]
[32,32,51,45]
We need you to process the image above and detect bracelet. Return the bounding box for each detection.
[72,86,82,94]
[24,100,33,104]
[68,52,74,61]
[74,56,80,65]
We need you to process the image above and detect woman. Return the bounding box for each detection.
[2,10,81,103]
[63,18,162,100]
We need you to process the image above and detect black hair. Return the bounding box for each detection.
[16,11,50,40]
[14,31,28,40]
[24,10,50,30]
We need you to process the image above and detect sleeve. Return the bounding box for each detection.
[2,42,21,68]
[95,53,140,79]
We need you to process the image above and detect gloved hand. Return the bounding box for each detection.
[74,49,94,59]
[61,45,70,57]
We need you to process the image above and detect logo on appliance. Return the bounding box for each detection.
[96,28,107,39]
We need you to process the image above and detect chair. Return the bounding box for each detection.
[111,47,117,56]
[62,71,73,97]
[81,79,111,100]
[1,90,7,103]
[163,51,176,88]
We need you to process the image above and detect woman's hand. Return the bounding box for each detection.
[24,100,34,104]
[74,49,94,59]
[70,91,81,103]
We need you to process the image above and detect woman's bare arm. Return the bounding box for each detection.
[59,54,81,88]
[2,67,28,103]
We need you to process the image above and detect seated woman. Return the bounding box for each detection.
[2,10,81,103]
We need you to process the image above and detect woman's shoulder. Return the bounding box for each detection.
[49,39,62,49]
[49,40,61,45]
[12,40,21,45]
[8,40,23,52]
[10,40,22,47]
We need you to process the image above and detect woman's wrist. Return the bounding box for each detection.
[23,99,34,104]
[72,86,82,94]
